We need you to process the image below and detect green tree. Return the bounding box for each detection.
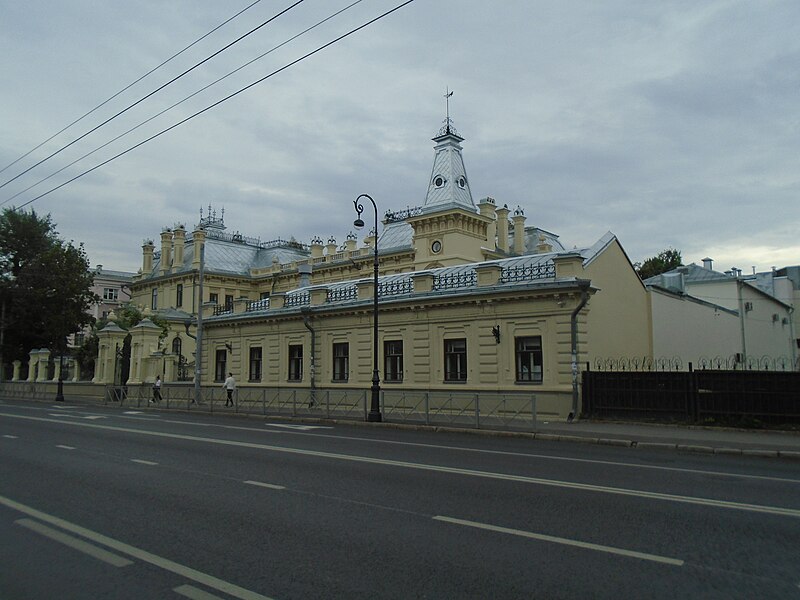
[0,209,97,368]
[635,248,683,280]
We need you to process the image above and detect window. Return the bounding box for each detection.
[209,293,218,304]
[172,337,182,357]
[151,288,158,310]
[444,339,467,382]
[215,349,227,382]
[332,343,349,382]
[225,294,234,310]
[260,291,270,300]
[515,336,543,383]
[249,347,262,382]
[288,344,303,381]
[103,287,118,301]
[74,333,85,347]
[176,284,183,308]
[384,340,403,382]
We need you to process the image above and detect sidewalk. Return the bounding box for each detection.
[529,418,800,459]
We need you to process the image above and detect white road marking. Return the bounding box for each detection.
[56,445,75,450]
[434,515,684,566]
[6,412,800,519]
[123,411,145,415]
[174,584,226,600]
[15,518,133,567]
[0,495,274,600]
[244,480,286,490]
[264,423,332,431]
[3,434,18,439]
[131,459,158,466]
[52,405,78,409]
[48,413,106,420]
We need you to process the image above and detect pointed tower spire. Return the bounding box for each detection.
[422,90,475,214]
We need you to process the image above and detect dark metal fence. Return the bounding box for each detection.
[583,357,800,425]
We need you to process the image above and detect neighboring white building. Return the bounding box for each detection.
[70,265,135,347]
[645,259,796,367]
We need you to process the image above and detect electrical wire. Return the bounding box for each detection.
[0,0,263,177]
[0,0,305,192]
[11,0,416,211]
[1,0,366,207]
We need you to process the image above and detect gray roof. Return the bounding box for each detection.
[423,129,476,214]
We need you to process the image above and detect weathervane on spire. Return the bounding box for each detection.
[439,87,458,136]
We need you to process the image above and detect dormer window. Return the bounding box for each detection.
[433,175,446,188]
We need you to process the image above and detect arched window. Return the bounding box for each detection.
[172,337,182,357]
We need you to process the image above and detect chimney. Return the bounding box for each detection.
[173,225,186,268]
[345,231,357,253]
[310,236,324,259]
[512,206,526,255]
[142,241,155,274]
[159,229,172,275]
[298,263,312,287]
[536,234,552,254]
[702,257,713,270]
[478,197,497,249]
[192,228,206,269]
[496,204,510,253]
[325,236,337,257]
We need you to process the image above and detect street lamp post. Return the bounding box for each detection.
[353,194,382,422]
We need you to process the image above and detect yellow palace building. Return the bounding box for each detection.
[111,121,650,420]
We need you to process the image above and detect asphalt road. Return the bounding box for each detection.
[1,399,799,599]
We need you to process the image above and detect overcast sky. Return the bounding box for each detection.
[1,0,798,275]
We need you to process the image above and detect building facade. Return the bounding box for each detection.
[114,121,652,419]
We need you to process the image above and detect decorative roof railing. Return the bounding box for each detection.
[327,287,358,303]
[500,261,556,283]
[213,305,232,316]
[433,270,477,291]
[378,278,413,297]
[284,291,310,308]
[245,298,270,312]
[384,206,424,223]
[188,228,309,251]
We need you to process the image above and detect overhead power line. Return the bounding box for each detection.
[11,0,417,212]
[0,0,305,192]
[0,0,263,177]
[1,0,367,208]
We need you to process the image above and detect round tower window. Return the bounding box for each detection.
[434,176,445,188]
[458,177,466,188]
[431,240,442,254]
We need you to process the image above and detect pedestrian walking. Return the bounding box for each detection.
[151,375,162,403]
[223,372,235,407]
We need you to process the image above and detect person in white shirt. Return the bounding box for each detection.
[151,375,162,403]
[223,372,235,407]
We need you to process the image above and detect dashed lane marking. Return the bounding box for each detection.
[434,515,684,566]
[131,459,158,466]
[244,480,286,490]
[16,518,133,567]
[3,435,17,439]
[56,445,75,450]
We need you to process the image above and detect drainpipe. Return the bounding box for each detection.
[570,282,591,421]
[736,279,747,368]
[301,307,316,407]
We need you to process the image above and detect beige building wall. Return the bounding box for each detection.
[582,239,652,362]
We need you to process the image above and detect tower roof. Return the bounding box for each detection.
[422,121,476,214]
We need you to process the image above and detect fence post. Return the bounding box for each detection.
[475,393,480,429]
[425,392,430,426]
[687,362,698,422]
[326,390,330,419]
[531,394,537,432]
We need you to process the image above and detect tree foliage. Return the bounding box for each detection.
[635,248,683,280]
[0,209,97,363]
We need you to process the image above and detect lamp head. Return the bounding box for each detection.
[353,218,365,229]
